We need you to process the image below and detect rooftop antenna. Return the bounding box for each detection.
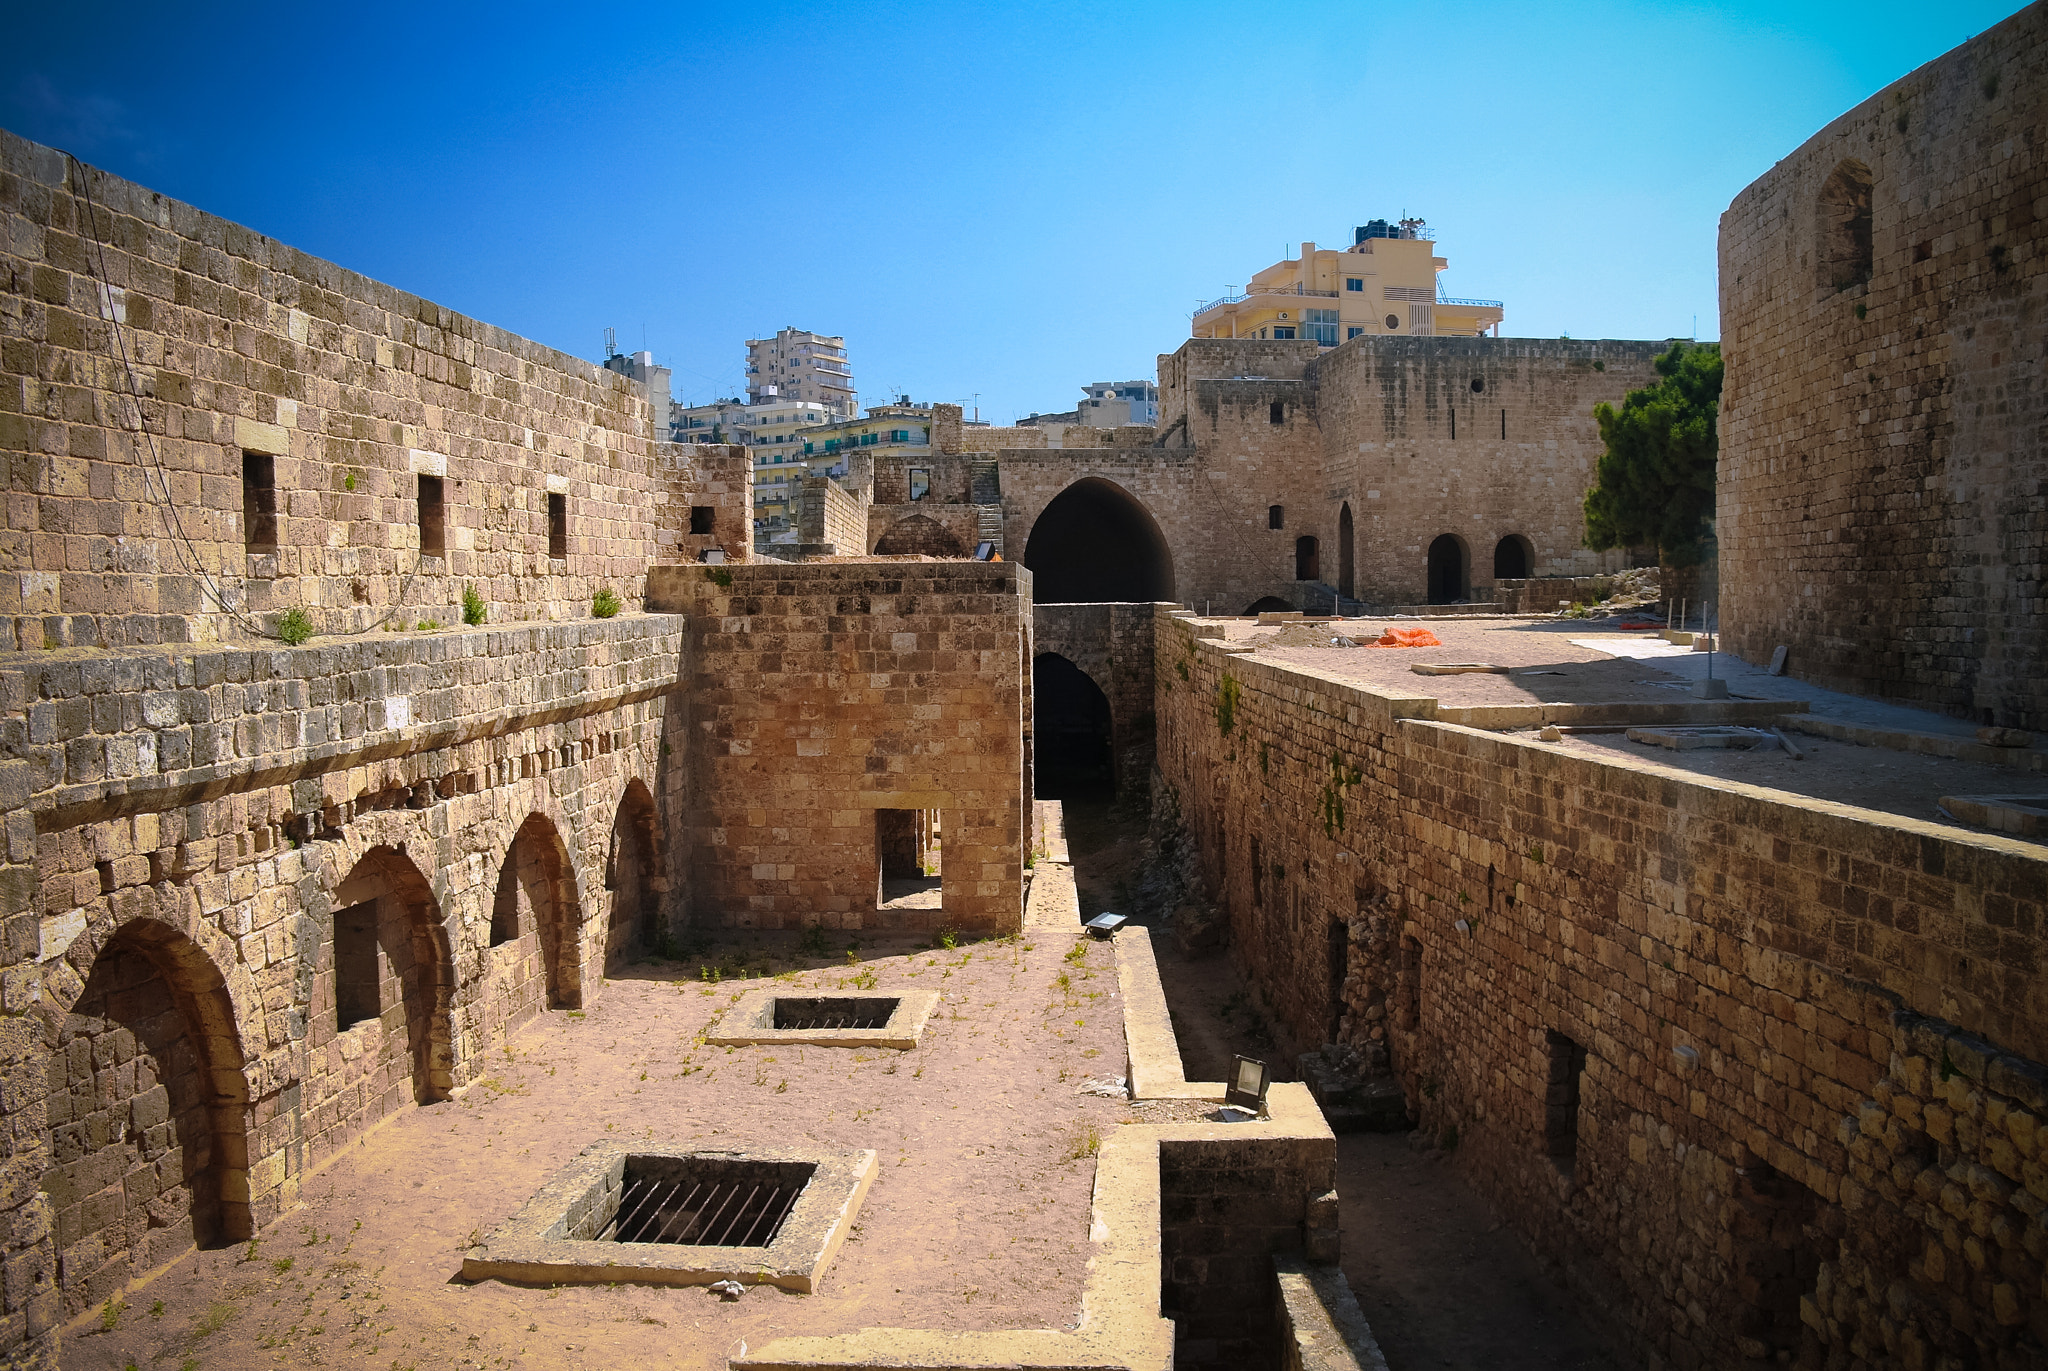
[604,327,618,359]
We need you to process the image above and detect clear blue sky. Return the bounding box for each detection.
[2,1,2027,421]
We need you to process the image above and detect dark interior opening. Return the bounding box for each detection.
[1337,503,1355,598]
[1295,535,1319,581]
[1731,1164,1825,1359]
[1023,478,1172,603]
[548,492,568,557]
[417,474,445,558]
[334,900,380,1031]
[690,505,716,535]
[772,997,899,1030]
[1328,918,1349,1040]
[1243,596,1295,615]
[1493,535,1531,580]
[1268,504,1284,530]
[1427,534,1466,604]
[602,1157,815,1247]
[1544,1030,1588,1175]
[243,452,277,551]
[1268,400,1284,425]
[1033,654,1113,799]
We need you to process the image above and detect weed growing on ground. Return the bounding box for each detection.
[1065,1122,1103,1159]
[99,1297,126,1332]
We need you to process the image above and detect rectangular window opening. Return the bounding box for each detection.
[689,505,716,535]
[548,492,567,558]
[1268,504,1284,530]
[334,900,381,1032]
[243,452,278,552]
[417,474,446,558]
[1544,1030,1588,1174]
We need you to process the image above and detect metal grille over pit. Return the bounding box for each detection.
[771,996,898,1031]
[601,1159,815,1248]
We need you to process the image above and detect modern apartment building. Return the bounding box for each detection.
[1191,219,1503,344]
[1078,380,1159,427]
[746,326,856,417]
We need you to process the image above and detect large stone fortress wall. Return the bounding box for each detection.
[1718,4,2048,730]
[0,135,726,1367]
[1152,610,2048,1368]
[0,128,748,652]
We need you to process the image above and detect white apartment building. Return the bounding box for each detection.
[746,327,856,417]
[1078,380,1159,427]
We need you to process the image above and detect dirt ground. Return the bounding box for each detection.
[67,929,1126,1371]
[1063,797,1625,1369]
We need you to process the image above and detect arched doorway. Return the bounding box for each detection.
[1493,534,1532,580]
[1338,504,1355,598]
[1427,535,1467,604]
[1295,536,1320,581]
[330,846,452,1114]
[606,781,662,970]
[491,812,580,1014]
[1033,654,1113,800]
[1023,478,1174,603]
[1243,596,1296,615]
[46,921,251,1315]
[874,514,965,557]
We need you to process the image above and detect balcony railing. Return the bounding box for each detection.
[1437,294,1505,309]
[1193,283,1342,317]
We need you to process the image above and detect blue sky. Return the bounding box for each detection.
[2,1,2027,420]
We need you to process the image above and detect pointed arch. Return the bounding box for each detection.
[491,811,583,1014]
[1033,652,1114,800]
[1338,503,1355,599]
[329,844,453,1115]
[1023,477,1174,603]
[605,779,664,972]
[873,513,965,557]
[43,917,254,1315]
[1816,158,1874,291]
[1427,534,1469,604]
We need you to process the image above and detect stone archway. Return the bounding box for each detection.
[1033,653,1114,800]
[874,514,965,557]
[490,811,582,1019]
[1493,534,1532,580]
[1023,477,1174,603]
[44,919,252,1316]
[1428,534,1468,604]
[328,845,453,1120]
[605,780,663,971]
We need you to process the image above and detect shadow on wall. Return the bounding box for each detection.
[1024,477,1174,603]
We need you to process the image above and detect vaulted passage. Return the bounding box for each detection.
[606,781,661,970]
[329,847,453,1124]
[1427,535,1468,604]
[1033,653,1113,799]
[1023,478,1173,603]
[491,812,580,1015]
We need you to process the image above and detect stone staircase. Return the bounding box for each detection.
[969,459,1004,556]
[1298,581,1371,617]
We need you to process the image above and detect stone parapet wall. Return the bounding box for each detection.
[0,131,702,651]
[1152,613,2048,1366]
[1718,6,2048,730]
[653,442,754,565]
[795,474,865,552]
[672,561,1030,933]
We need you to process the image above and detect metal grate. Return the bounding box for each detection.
[772,996,897,1031]
[602,1165,810,1247]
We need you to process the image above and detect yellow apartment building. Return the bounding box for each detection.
[1192,219,1503,344]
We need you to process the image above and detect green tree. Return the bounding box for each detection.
[1582,341,1723,567]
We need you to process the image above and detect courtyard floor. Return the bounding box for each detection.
[64,926,1126,1371]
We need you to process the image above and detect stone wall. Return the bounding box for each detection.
[672,560,1031,934]
[0,130,691,651]
[0,617,686,1365]
[1151,612,2048,1367]
[795,474,865,552]
[1718,5,2048,730]
[868,505,978,557]
[1032,602,1161,808]
[653,442,755,566]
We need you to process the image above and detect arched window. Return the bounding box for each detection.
[1816,159,1874,291]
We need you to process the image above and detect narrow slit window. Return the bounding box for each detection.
[243,452,277,551]
[1268,400,1285,425]
[1500,409,1507,440]
[418,474,446,558]
[1268,505,1284,530]
[548,492,567,558]
[1544,1030,1588,1174]
[1450,409,1456,440]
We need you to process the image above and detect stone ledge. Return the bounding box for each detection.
[1785,716,2048,774]
[1273,1255,1390,1371]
